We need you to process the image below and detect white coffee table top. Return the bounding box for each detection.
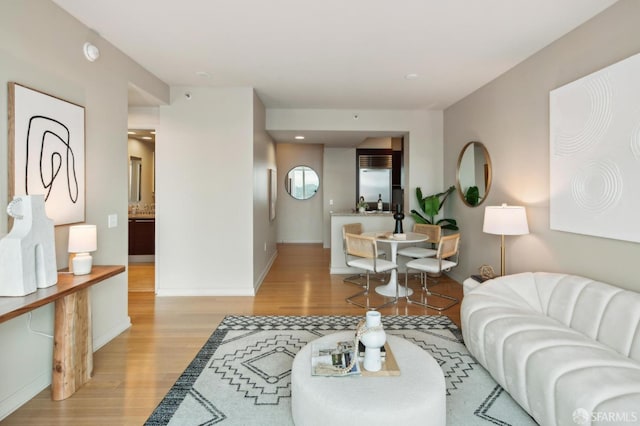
[291,331,446,426]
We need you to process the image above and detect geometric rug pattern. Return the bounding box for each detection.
[145,315,536,425]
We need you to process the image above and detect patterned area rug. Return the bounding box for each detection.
[145,315,536,425]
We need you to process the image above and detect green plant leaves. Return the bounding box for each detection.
[413,185,459,231]
[465,186,479,206]
[410,210,430,224]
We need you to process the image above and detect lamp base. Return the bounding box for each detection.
[71,253,93,276]
[500,234,506,276]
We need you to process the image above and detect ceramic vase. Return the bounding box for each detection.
[360,311,386,372]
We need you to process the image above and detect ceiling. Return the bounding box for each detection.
[128,129,156,143]
[53,0,617,145]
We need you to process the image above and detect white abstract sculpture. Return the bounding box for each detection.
[360,311,386,372]
[0,195,57,296]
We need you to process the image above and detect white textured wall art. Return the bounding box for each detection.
[550,52,640,243]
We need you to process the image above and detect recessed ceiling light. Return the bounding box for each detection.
[405,73,419,80]
[195,71,211,78]
[150,131,156,134]
[294,135,305,140]
[142,136,153,140]
[128,131,136,135]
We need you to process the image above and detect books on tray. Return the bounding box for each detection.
[311,340,360,376]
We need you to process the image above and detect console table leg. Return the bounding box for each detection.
[52,288,93,400]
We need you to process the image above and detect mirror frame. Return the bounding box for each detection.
[129,156,142,203]
[284,165,320,200]
[456,141,492,207]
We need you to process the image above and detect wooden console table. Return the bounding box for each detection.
[0,265,126,400]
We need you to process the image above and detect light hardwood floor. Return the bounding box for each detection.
[3,243,463,425]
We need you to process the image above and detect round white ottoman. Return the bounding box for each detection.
[291,332,445,426]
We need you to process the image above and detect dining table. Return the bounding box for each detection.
[362,231,429,298]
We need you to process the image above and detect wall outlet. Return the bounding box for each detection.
[108,214,118,228]
[329,199,334,205]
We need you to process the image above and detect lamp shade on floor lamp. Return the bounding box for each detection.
[483,204,529,276]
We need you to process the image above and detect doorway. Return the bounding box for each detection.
[127,129,155,292]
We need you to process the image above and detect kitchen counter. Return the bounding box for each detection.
[128,214,155,219]
[331,210,394,217]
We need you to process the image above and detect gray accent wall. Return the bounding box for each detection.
[444,0,640,291]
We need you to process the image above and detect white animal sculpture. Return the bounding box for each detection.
[0,195,57,296]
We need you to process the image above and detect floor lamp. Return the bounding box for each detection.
[483,204,529,276]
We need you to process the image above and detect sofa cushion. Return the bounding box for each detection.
[526,343,640,426]
[596,290,640,362]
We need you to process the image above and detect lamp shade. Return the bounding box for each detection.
[483,204,529,236]
[68,224,97,253]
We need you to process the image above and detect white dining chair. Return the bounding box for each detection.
[403,233,460,311]
[342,223,386,286]
[344,233,398,310]
[397,223,441,286]
[397,223,440,259]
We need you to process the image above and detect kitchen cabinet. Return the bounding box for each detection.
[128,217,155,255]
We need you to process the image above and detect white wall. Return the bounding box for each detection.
[128,106,160,129]
[444,0,640,290]
[323,148,356,247]
[267,109,444,232]
[276,144,324,243]
[156,87,256,295]
[0,0,168,419]
[252,93,278,288]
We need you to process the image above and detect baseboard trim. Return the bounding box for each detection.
[128,255,155,263]
[0,373,50,421]
[0,318,132,421]
[93,317,132,351]
[254,250,278,293]
[330,266,360,274]
[156,288,256,296]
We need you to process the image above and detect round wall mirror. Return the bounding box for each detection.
[285,165,319,200]
[456,141,492,207]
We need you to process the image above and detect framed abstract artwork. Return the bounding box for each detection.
[269,168,277,221]
[550,52,640,243]
[8,83,85,225]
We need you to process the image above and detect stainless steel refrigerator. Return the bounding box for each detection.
[359,168,391,209]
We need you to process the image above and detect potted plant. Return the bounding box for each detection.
[410,185,459,231]
[357,196,369,213]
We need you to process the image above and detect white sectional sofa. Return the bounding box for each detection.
[461,272,640,426]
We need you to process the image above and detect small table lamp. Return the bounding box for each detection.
[483,204,529,276]
[68,224,97,275]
